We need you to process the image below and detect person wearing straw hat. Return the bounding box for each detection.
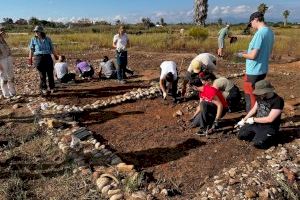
[235,12,274,112]
[235,80,284,149]
[29,25,57,96]
[217,24,230,58]
[0,24,16,98]
[181,53,217,98]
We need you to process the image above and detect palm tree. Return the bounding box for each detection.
[194,0,208,26]
[257,3,268,14]
[282,10,290,27]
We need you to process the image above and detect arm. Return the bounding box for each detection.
[181,79,189,97]
[253,109,282,123]
[0,63,3,71]
[159,79,167,94]
[113,35,117,48]
[212,95,223,120]
[244,102,258,120]
[192,104,201,118]
[241,49,259,60]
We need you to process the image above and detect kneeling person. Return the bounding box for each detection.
[236,80,284,149]
[159,61,178,102]
[75,59,94,79]
[54,55,75,83]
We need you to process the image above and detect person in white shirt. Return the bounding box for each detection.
[159,61,179,102]
[113,26,130,84]
[181,53,217,98]
[54,55,75,83]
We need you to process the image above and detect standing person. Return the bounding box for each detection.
[113,26,131,84]
[217,24,230,57]
[236,12,274,112]
[29,25,57,95]
[0,25,16,98]
[236,80,284,149]
[159,61,178,102]
[75,59,94,79]
[181,53,217,98]
[54,55,75,83]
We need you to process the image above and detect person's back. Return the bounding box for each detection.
[160,61,177,80]
[213,77,234,97]
[76,61,91,73]
[100,60,116,78]
[246,26,274,75]
[188,53,217,72]
[218,27,229,39]
[54,61,68,79]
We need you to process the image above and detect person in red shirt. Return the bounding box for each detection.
[190,72,228,135]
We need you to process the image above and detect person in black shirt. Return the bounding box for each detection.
[235,80,284,149]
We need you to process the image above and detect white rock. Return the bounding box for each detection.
[96,177,110,191]
[109,194,123,200]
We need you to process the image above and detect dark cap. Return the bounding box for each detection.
[253,80,274,96]
[247,12,264,27]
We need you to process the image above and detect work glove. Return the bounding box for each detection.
[235,52,243,58]
[235,118,245,128]
[245,117,255,124]
[162,92,167,99]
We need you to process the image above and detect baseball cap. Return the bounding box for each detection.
[33,25,44,32]
[247,12,264,27]
[191,59,202,73]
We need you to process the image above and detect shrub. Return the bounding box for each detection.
[188,27,208,40]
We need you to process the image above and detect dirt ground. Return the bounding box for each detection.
[0,49,299,199]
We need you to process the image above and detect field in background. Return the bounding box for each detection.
[6,24,300,61]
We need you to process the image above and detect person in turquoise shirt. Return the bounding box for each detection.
[236,12,274,112]
[217,24,230,57]
[29,25,57,96]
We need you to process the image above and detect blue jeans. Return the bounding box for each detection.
[116,51,127,80]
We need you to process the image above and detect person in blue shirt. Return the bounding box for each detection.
[29,25,57,96]
[236,12,274,112]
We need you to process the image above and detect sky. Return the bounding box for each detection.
[1,0,299,24]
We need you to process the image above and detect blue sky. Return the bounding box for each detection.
[1,0,299,23]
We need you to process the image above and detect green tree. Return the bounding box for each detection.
[217,18,222,26]
[141,17,154,29]
[282,10,290,27]
[194,0,208,26]
[15,18,28,25]
[28,17,40,25]
[257,3,268,14]
[2,18,13,24]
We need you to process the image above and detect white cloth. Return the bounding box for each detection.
[54,62,68,79]
[187,53,217,72]
[0,56,16,97]
[113,33,128,52]
[160,61,177,80]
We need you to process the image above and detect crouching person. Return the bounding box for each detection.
[54,55,75,83]
[213,77,241,112]
[159,61,179,103]
[75,59,94,79]
[99,56,117,79]
[236,80,284,149]
[191,73,228,135]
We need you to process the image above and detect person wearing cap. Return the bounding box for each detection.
[29,25,57,95]
[213,77,241,112]
[190,72,228,135]
[99,56,117,79]
[159,61,178,102]
[217,24,230,58]
[236,12,274,112]
[0,24,16,98]
[235,80,284,149]
[113,26,132,84]
[181,53,217,98]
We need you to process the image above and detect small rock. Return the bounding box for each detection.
[12,104,20,109]
[259,190,269,200]
[228,168,237,177]
[160,189,168,196]
[117,163,135,173]
[96,177,110,191]
[107,189,122,197]
[109,194,123,200]
[265,155,272,160]
[151,187,159,195]
[173,110,183,117]
[216,185,224,192]
[244,190,257,198]
[131,191,147,199]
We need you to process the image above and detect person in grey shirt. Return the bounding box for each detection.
[99,56,117,79]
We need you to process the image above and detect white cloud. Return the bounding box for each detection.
[211,5,251,16]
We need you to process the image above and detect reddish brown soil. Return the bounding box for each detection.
[1,49,299,199]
